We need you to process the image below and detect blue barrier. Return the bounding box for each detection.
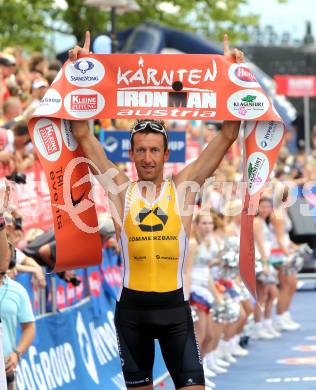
[15,248,169,389]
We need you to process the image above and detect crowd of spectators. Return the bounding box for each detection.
[1,43,316,389]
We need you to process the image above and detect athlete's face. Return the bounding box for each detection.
[129,132,169,182]
[258,200,272,219]
[197,216,214,236]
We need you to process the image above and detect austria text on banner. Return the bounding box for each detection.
[28,54,285,297]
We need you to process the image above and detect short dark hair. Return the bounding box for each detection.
[130,119,168,152]
[13,120,29,136]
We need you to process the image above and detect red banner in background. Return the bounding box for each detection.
[274,75,316,97]
[28,54,284,297]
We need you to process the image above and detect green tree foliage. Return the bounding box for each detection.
[0,0,287,51]
[0,0,55,50]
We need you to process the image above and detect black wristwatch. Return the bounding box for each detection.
[14,349,22,361]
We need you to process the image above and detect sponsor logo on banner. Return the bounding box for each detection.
[64,89,105,118]
[227,89,269,120]
[115,56,218,119]
[33,119,62,162]
[76,312,100,384]
[247,152,269,195]
[33,89,62,116]
[255,121,284,151]
[61,120,79,151]
[228,63,260,88]
[65,57,105,87]
[104,136,119,153]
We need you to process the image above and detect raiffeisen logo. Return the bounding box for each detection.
[39,124,60,155]
[74,60,94,74]
[71,94,98,111]
[235,67,256,83]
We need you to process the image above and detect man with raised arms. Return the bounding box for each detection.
[69,32,244,390]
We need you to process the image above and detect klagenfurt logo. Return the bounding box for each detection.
[228,63,260,88]
[33,119,62,162]
[65,57,105,87]
[227,89,269,120]
[115,56,218,119]
[61,120,79,152]
[64,89,105,119]
[255,121,284,151]
[33,89,62,116]
[247,152,270,195]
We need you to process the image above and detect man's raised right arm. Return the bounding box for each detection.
[69,31,129,195]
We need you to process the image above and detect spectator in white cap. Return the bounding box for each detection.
[23,77,48,120]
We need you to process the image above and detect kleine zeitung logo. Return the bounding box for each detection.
[64,89,105,119]
[71,94,97,111]
[65,57,105,87]
[33,118,62,162]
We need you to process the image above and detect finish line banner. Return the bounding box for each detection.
[28,54,285,297]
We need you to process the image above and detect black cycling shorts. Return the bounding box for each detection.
[115,287,205,389]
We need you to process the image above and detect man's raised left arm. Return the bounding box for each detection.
[174,35,244,186]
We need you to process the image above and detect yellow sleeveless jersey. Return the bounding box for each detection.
[118,179,188,296]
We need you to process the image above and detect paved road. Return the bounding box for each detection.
[155,290,316,390]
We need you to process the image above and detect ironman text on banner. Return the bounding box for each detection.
[28,52,284,297]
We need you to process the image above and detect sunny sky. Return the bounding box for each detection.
[242,0,315,39]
